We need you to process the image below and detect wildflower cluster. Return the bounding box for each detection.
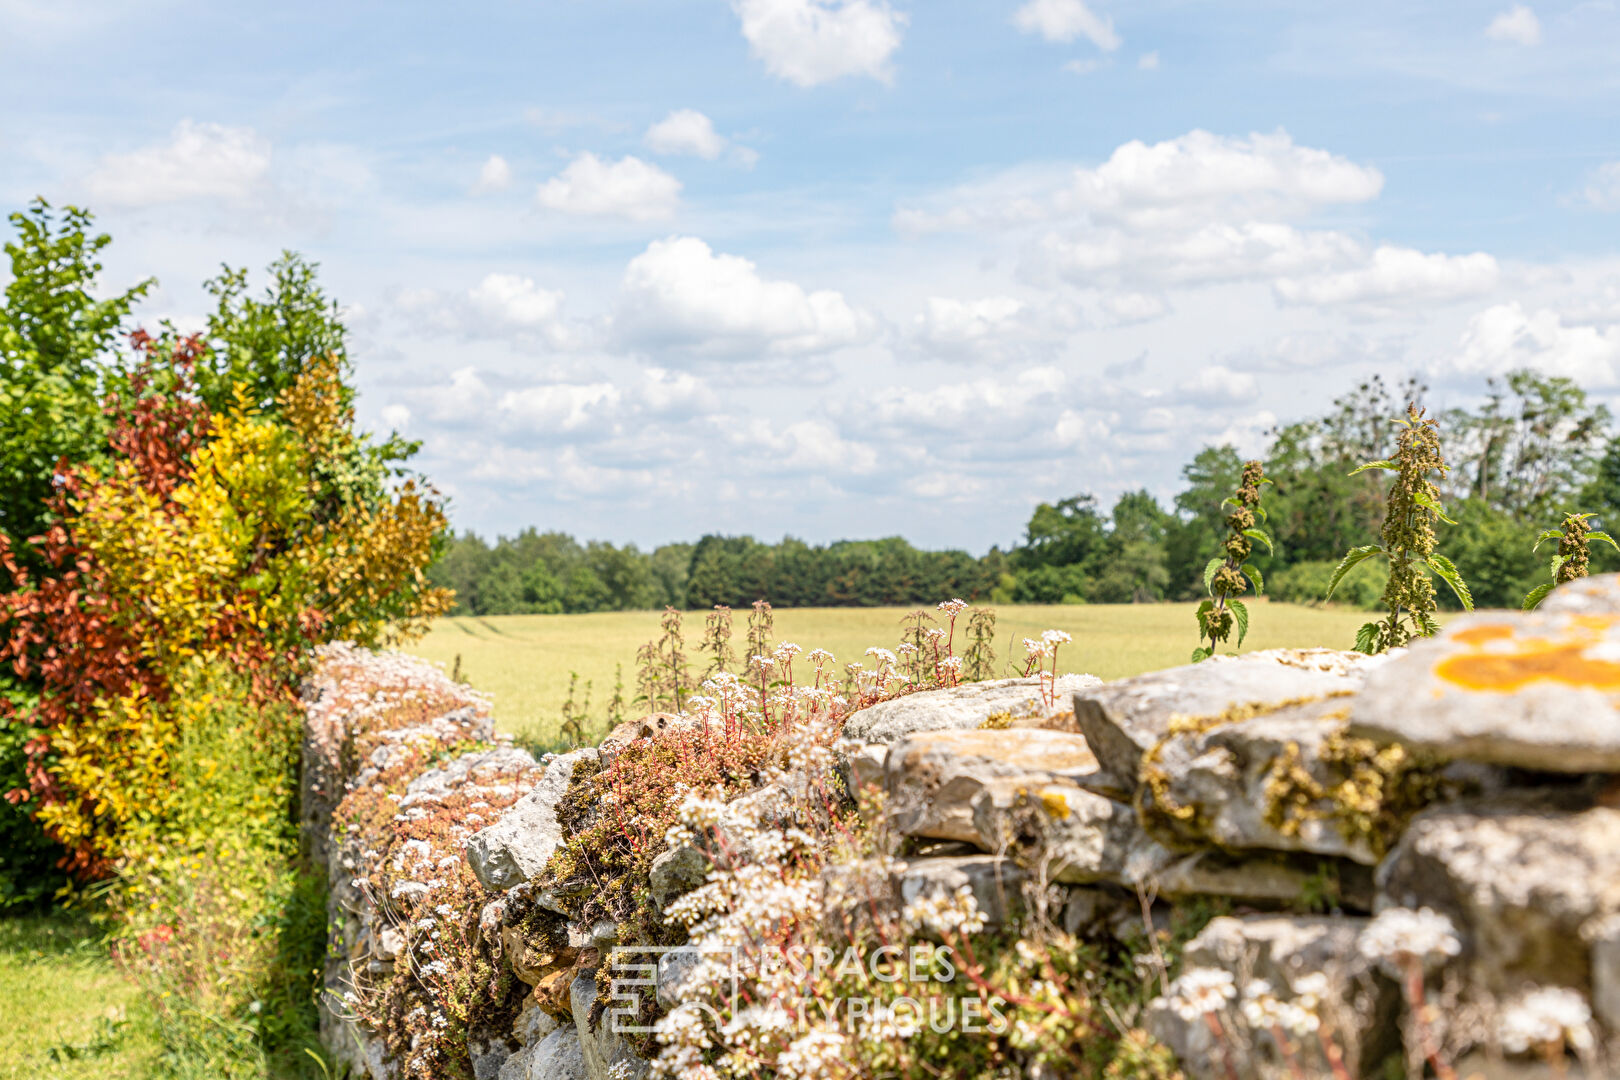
[1017,629,1071,709]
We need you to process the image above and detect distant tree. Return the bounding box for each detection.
[1018,494,1108,571]
[1445,369,1610,521]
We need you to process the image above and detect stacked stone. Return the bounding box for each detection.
[311,576,1620,1080]
[849,580,1620,1078]
[300,649,545,1080]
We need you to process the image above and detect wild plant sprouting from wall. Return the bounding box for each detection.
[1328,405,1473,652]
[606,663,627,728]
[558,671,592,747]
[963,605,997,681]
[899,607,937,682]
[1524,512,1619,609]
[1193,460,1272,662]
[701,604,735,675]
[635,606,693,713]
[745,599,774,661]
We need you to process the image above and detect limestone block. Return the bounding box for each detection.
[884,728,1100,845]
[467,748,600,892]
[1350,612,1620,772]
[843,674,1102,745]
[1074,649,1378,796]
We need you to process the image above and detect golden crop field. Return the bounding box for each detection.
[401,601,1386,741]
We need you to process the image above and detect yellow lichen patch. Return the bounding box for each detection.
[1163,691,1354,739]
[1437,642,1620,693]
[1039,788,1072,820]
[1452,623,1515,647]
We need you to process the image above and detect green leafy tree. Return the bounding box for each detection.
[1,200,153,552]
[1091,490,1172,603]
[198,253,350,413]
[1445,370,1610,520]
[1329,406,1473,652]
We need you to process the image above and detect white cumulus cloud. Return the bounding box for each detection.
[1442,302,1620,387]
[1486,5,1541,45]
[645,109,729,159]
[535,152,681,220]
[617,236,871,356]
[1273,246,1500,308]
[1578,162,1620,211]
[393,273,576,350]
[498,382,622,431]
[472,154,512,194]
[1013,0,1119,50]
[897,129,1383,233]
[732,0,906,87]
[85,120,270,207]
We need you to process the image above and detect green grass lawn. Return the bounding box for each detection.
[402,601,1385,740]
[0,914,156,1079]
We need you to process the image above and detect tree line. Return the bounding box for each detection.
[435,369,1620,615]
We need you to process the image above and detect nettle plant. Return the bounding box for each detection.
[1328,405,1472,653]
[1193,460,1272,663]
[1524,512,1619,610]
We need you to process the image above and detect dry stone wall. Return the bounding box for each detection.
[303,578,1620,1079]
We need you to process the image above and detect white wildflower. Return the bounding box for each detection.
[1166,968,1236,1022]
[1499,986,1594,1054]
[1357,907,1462,974]
[776,1027,846,1080]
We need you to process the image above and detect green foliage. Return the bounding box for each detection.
[1269,558,1382,609]
[0,677,66,910]
[0,200,153,553]
[111,662,329,1079]
[197,254,349,415]
[1332,405,1473,653]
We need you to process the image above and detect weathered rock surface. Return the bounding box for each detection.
[899,855,1029,927]
[1539,572,1620,615]
[837,740,889,795]
[1377,795,1620,993]
[970,777,1154,885]
[1137,696,1381,864]
[648,844,712,911]
[1155,850,1372,909]
[884,728,1100,844]
[1073,649,1378,796]
[970,776,1370,906]
[1350,612,1620,772]
[497,1024,588,1080]
[467,748,599,892]
[843,674,1102,744]
[571,971,651,1080]
[1148,915,1398,1080]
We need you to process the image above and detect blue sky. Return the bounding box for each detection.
[5,0,1620,551]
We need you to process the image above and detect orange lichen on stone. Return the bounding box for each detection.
[1437,642,1620,693]
[1452,623,1516,646]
